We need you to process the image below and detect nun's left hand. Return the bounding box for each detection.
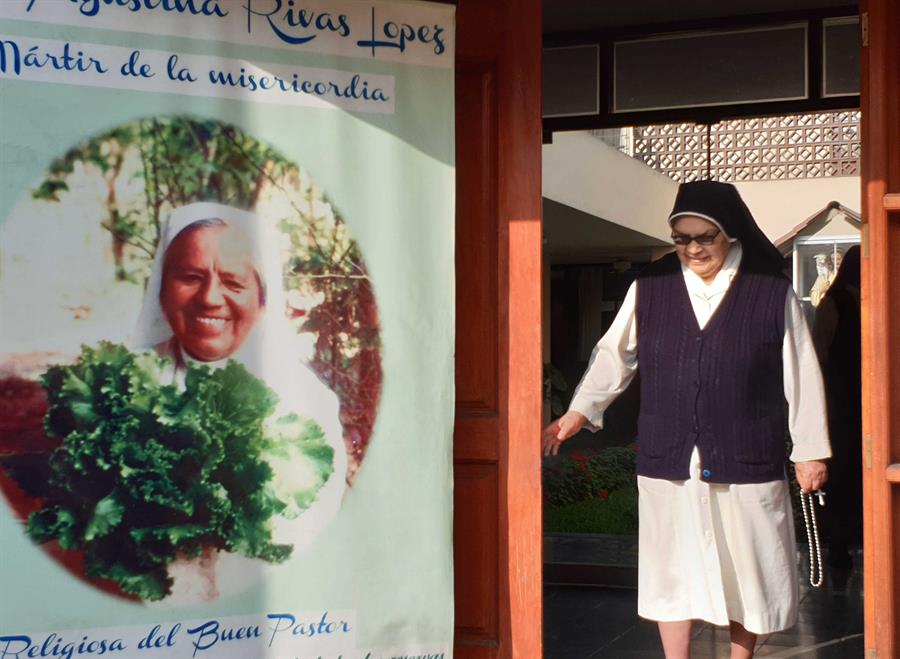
[795,460,828,493]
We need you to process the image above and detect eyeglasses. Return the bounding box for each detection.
[671,230,720,246]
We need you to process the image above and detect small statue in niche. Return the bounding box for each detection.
[809,251,840,307]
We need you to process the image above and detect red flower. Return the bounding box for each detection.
[597,490,609,499]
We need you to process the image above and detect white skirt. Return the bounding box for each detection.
[637,447,799,635]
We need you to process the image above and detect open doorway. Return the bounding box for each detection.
[539,4,865,656]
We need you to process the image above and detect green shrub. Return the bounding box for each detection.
[544,488,638,535]
[543,445,636,506]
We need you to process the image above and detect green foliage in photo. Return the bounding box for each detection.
[0,343,333,601]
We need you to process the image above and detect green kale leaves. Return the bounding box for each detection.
[3,342,334,601]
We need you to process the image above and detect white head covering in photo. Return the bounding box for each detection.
[133,202,284,355]
[131,202,347,566]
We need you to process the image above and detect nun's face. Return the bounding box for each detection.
[160,224,263,362]
[671,215,731,283]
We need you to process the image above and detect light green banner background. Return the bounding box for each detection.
[0,4,454,655]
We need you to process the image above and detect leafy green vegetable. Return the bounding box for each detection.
[2,342,334,600]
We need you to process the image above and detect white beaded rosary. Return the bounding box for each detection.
[799,490,826,587]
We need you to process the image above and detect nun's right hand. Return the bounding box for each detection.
[541,410,587,456]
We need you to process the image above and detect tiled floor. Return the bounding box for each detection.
[544,558,864,658]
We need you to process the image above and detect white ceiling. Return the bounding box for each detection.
[543,0,857,33]
[543,198,668,264]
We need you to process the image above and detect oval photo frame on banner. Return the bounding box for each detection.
[0,116,382,604]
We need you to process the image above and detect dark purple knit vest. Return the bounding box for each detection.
[635,252,790,483]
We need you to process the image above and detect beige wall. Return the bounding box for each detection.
[803,211,860,239]
[735,177,861,241]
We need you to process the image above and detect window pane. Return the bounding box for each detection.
[544,46,600,117]
[823,18,860,97]
[614,25,807,112]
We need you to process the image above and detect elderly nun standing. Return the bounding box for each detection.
[542,181,831,659]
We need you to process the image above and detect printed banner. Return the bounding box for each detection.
[0,2,455,658]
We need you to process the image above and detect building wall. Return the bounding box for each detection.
[735,177,861,240]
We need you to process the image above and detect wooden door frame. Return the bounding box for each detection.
[860,0,899,656]
[453,0,900,655]
[453,1,543,658]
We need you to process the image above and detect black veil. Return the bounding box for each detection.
[668,181,785,274]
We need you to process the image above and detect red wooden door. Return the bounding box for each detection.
[453,1,543,657]
[860,0,900,656]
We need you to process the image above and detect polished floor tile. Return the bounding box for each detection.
[544,560,864,658]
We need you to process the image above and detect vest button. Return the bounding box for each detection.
[702,469,711,478]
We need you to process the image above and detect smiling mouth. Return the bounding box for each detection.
[193,316,230,331]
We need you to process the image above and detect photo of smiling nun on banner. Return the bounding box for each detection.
[0,117,382,604]
[128,201,347,601]
[0,0,455,651]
